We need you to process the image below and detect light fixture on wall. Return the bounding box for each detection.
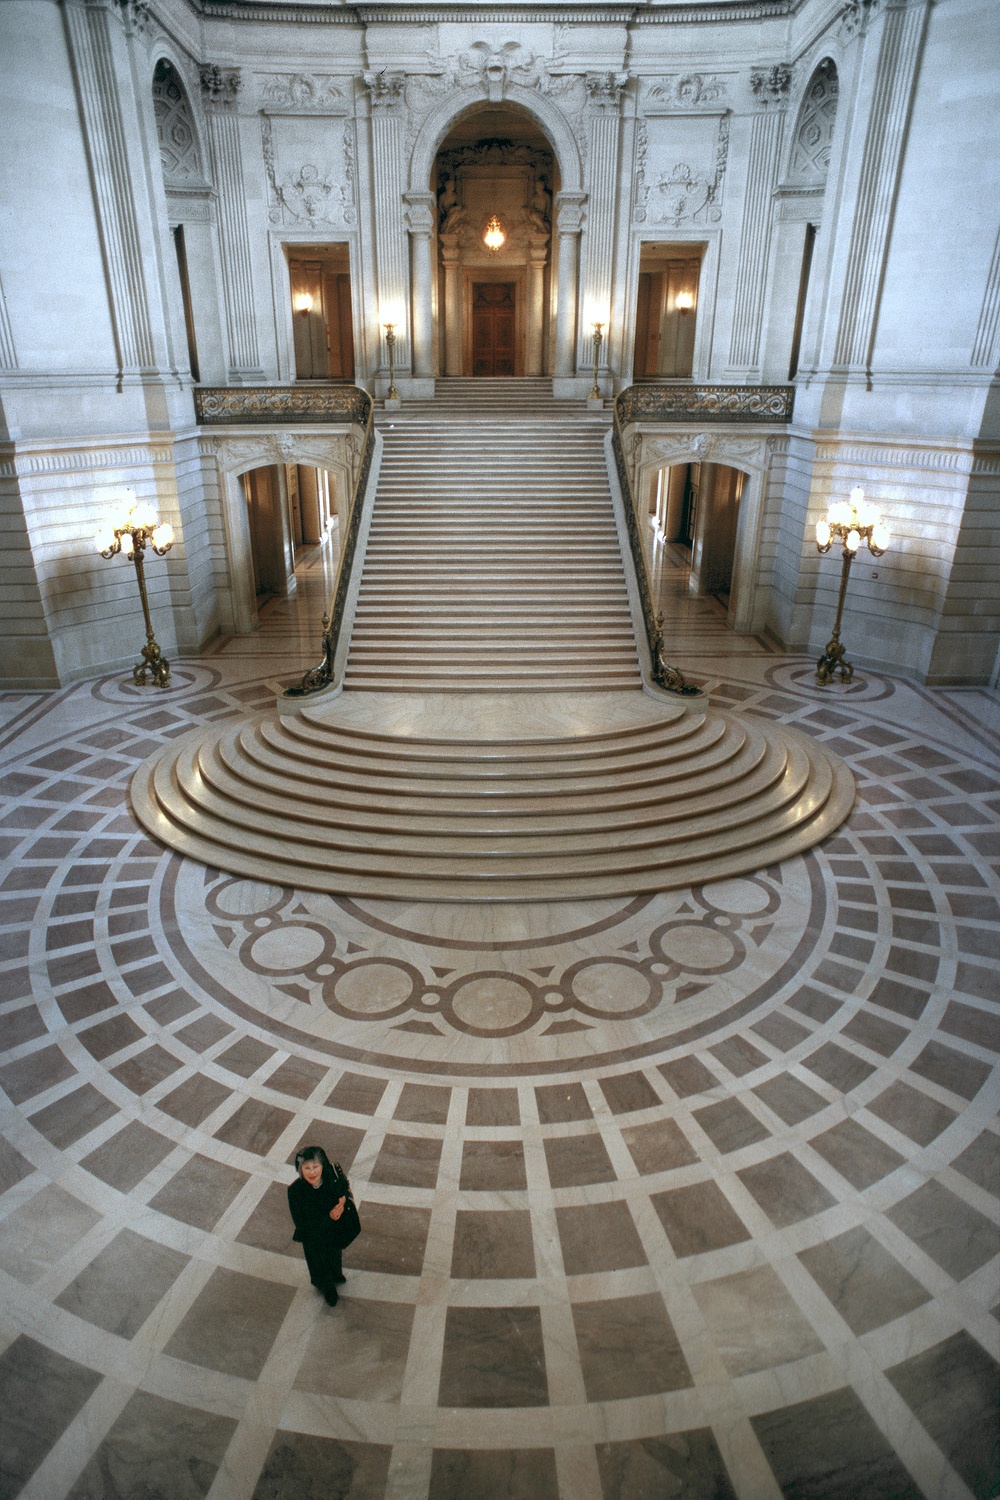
[675,290,695,315]
[95,492,174,687]
[293,292,314,316]
[383,322,399,403]
[483,215,506,252]
[814,486,889,684]
[589,322,605,403]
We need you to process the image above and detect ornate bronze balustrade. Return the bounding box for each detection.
[195,384,371,427]
[617,383,794,425]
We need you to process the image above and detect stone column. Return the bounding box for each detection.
[404,191,436,382]
[440,237,463,376]
[526,240,548,376]
[200,65,264,381]
[553,191,587,386]
[727,66,791,378]
[363,72,409,387]
[580,73,627,379]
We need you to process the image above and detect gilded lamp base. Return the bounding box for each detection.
[816,635,853,685]
[134,637,171,688]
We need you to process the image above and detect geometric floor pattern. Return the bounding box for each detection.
[1,553,998,1499]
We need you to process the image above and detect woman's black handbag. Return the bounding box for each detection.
[328,1163,361,1249]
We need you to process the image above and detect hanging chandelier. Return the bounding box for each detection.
[483,215,505,252]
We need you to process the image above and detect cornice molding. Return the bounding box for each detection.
[183,0,802,22]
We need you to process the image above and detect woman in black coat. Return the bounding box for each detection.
[287,1145,350,1306]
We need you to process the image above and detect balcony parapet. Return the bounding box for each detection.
[617,383,794,425]
[194,384,371,427]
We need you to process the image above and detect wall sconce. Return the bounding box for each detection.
[383,322,398,403]
[95,492,174,687]
[483,215,506,252]
[815,485,890,684]
[675,290,695,315]
[589,322,605,403]
[293,292,314,316]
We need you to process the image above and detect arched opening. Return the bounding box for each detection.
[649,461,747,618]
[632,244,703,380]
[433,106,559,376]
[239,463,341,605]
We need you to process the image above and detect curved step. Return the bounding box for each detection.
[131,690,855,901]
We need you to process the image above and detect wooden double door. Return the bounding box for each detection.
[471,282,516,376]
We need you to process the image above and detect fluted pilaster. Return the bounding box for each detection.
[365,75,409,371]
[581,74,627,371]
[63,0,156,373]
[728,72,789,374]
[201,68,262,381]
[833,0,930,372]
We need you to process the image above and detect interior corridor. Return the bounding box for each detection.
[0,538,998,1500]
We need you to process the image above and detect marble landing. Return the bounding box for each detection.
[0,620,998,1498]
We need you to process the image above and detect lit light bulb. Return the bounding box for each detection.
[846,528,861,553]
[95,525,115,554]
[293,292,313,315]
[152,523,174,551]
[815,520,831,548]
[483,215,505,251]
[849,485,865,509]
[871,521,890,552]
[675,290,695,313]
[129,500,157,531]
[121,531,134,556]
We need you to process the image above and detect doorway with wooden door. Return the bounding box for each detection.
[471,282,517,376]
[287,244,355,382]
[632,245,702,380]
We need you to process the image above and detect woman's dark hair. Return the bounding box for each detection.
[295,1145,332,1175]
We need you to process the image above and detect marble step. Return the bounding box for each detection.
[131,692,855,900]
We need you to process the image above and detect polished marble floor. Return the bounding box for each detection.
[1,537,998,1500]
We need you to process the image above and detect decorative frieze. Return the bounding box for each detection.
[260,74,348,112]
[194,385,372,427]
[617,384,794,424]
[642,74,729,110]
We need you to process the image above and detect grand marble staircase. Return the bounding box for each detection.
[132,380,855,900]
[346,380,637,691]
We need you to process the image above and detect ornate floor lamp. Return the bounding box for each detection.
[96,496,174,687]
[815,486,889,684]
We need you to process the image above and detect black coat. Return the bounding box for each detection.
[287,1166,348,1244]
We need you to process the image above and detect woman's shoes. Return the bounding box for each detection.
[334,1274,346,1284]
[324,1288,339,1306]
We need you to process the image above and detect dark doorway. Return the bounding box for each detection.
[472,283,516,376]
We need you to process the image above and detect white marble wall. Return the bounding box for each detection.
[0,0,996,686]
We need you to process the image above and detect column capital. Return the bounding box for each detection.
[749,64,793,107]
[403,192,436,236]
[585,72,630,110]
[363,71,406,109]
[555,191,588,235]
[200,65,242,108]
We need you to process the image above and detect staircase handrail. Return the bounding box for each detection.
[283,392,377,698]
[611,395,701,697]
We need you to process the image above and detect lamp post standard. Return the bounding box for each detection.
[814,486,890,684]
[96,497,174,687]
[384,322,398,404]
[589,322,604,403]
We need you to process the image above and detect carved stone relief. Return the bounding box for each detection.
[633,115,729,226]
[839,0,882,41]
[585,72,629,108]
[260,74,347,112]
[363,70,405,108]
[643,74,729,110]
[261,116,355,227]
